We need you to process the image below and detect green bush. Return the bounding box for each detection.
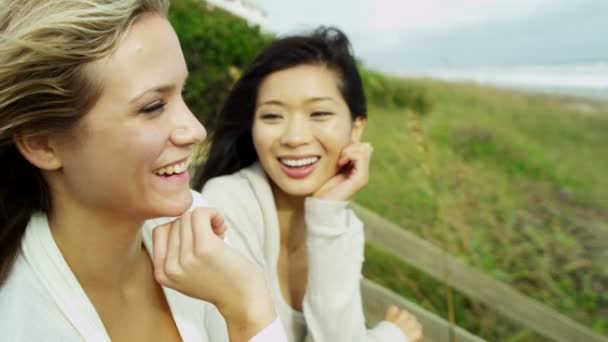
[169,0,432,126]
[167,0,434,177]
[169,0,271,128]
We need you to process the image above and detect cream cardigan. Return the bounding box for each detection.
[0,191,286,341]
[202,163,405,342]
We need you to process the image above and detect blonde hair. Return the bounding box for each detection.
[0,0,170,283]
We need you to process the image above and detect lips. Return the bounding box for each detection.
[279,156,319,167]
[277,156,320,178]
[154,158,189,177]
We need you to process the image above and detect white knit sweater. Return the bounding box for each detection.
[202,163,405,342]
[0,190,286,342]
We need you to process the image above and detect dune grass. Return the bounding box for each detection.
[170,1,606,339]
[356,79,608,340]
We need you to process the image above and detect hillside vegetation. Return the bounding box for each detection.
[359,76,608,340]
[169,1,608,340]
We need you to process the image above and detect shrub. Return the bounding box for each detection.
[169,0,271,128]
[169,0,431,128]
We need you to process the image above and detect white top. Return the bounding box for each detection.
[202,163,405,342]
[0,191,286,342]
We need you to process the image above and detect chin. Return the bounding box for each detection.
[277,182,319,198]
[154,192,193,218]
[286,189,314,197]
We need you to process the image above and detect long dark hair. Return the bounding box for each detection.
[0,0,169,285]
[193,27,367,189]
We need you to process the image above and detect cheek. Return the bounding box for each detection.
[80,125,167,175]
[316,122,352,155]
[120,118,172,158]
[127,129,167,160]
[251,125,262,152]
[252,123,274,159]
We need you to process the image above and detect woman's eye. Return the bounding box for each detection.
[140,100,166,114]
[260,113,282,120]
[311,111,332,117]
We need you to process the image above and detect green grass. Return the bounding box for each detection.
[171,2,607,337]
[356,79,608,339]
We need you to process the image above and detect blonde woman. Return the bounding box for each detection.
[0,1,285,341]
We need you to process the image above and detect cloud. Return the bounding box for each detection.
[253,0,608,70]
[258,0,552,34]
[364,0,547,33]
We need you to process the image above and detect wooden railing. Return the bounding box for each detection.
[361,277,485,342]
[354,203,607,342]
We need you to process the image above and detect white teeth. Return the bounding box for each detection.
[280,157,319,167]
[155,161,188,176]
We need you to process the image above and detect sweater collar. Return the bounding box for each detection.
[21,212,110,341]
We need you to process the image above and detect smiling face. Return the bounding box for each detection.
[49,14,206,220]
[252,64,364,198]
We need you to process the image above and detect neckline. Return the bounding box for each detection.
[22,212,111,341]
[242,164,307,323]
[23,212,194,341]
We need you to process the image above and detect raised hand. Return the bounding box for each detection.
[313,142,374,201]
[152,207,275,341]
[385,305,423,342]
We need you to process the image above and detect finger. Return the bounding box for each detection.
[410,321,423,341]
[343,143,373,161]
[179,210,194,263]
[395,311,410,327]
[215,224,227,240]
[338,144,357,165]
[338,151,370,184]
[210,214,227,238]
[341,141,373,153]
[165,218,182,275]
[337,154,351,167]
[338,143,360,164]
[385,305,400,321]
[152,224,170,281]
[339,144,371,164]
[191,208,217,255]
[397,308,414,322]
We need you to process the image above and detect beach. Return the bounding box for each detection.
[402,62,608,102]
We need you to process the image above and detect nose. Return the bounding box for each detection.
[279,113,313,148]
[169,100,207,146]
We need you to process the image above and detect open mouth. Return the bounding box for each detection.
[277,156,320,179]
[154,160,189,177]
[278,156,320,168]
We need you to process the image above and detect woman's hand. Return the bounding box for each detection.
[313,142,373,201]
[385,305,423,342]
[152,207,276,341]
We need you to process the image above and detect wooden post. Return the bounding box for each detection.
[353,203,608,342]
[362,278,486,342]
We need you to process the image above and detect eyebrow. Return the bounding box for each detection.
[129,72,190,103]
[305,97,336,104]
[257,97,337,108]
[257,100,285,107]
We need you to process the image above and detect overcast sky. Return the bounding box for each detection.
[250,0,608,73]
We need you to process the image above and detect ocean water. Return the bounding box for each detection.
[405,62,608,101]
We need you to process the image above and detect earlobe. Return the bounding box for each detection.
[13,132,63,170]
[350,116,366,143]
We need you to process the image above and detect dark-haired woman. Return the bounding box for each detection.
[196,27,422,342]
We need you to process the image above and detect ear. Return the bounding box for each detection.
[13,132,63,170]
[350,116,366,143]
